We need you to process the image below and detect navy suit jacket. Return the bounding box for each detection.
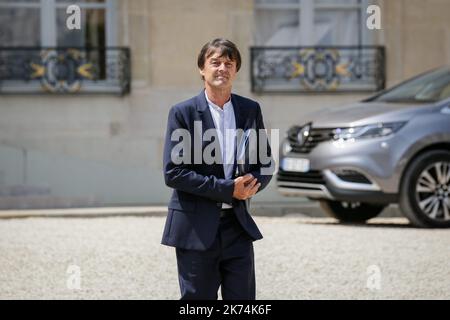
[161,91,274,250]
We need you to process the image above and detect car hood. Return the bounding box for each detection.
[304,101,435,128]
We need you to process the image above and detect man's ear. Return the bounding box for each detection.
[198,68,205,80]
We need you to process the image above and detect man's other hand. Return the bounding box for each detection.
[232,174,261,200]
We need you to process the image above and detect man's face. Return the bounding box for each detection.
[199,51,237,90]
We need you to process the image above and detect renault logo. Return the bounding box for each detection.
[297,124,311,145]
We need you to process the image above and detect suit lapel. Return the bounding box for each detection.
[195,90,224,178]
[231,94,247,179]
[231,94,246,130]
[195,90,216,132]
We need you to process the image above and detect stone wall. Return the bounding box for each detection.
[0,0,448,208]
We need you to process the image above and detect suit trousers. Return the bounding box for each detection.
[175,209,256,300]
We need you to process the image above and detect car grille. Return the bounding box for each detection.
[287,126,334,153]
[277,170,325,184]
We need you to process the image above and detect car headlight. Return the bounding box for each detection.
[332,122,407,141]
[281,140,292,155]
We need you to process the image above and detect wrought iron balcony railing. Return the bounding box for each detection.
[0,47,130,95]
[251,46,385,93]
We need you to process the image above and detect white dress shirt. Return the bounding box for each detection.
[205,90,236,209]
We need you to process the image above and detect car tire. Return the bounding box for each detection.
[319,200,385,223]
[399,150,450,228]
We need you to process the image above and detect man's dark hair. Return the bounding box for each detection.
[197,38,242,75]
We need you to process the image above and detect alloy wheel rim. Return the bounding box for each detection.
[415,161,450,221]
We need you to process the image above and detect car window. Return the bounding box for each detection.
[438,83,450,100]
[372,68,450,103]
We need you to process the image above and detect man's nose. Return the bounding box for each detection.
[218,63,227,71]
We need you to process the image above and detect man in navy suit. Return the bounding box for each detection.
[161,38,274,300]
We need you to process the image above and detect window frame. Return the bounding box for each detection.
[0,0,129,95]
[254,0,374,46]
[0,0,117,47]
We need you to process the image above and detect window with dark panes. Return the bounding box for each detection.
[254,0,372,46]
[0,0,129,95]
[56,0,107,79]
[0,0,41,46]
[252,0,384,93]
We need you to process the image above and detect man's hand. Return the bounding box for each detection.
[232,174,261,200]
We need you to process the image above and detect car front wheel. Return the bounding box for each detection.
[399,150,450,228]
[319,200,385,223]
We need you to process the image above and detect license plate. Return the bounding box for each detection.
[282,157,310,172]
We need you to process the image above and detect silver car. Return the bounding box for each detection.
[277,67,450,228]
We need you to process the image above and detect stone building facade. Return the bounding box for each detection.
[0,0,449,208]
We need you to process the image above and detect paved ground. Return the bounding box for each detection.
[0,215,449,299]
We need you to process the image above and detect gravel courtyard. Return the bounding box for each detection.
[0,215,449,299]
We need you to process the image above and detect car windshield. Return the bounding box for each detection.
[372,67,450,103]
